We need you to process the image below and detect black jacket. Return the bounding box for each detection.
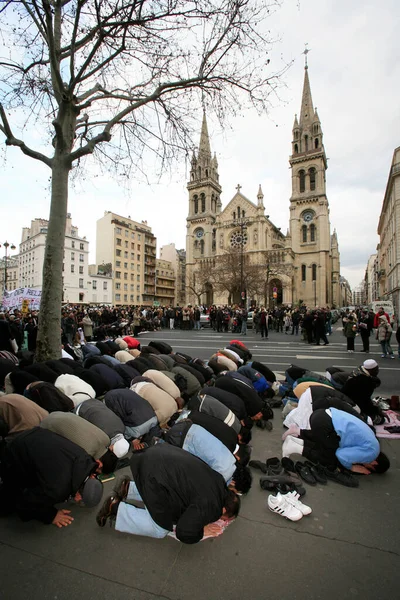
[104,388,155,427]
[130,444,228,544]
[189,411,238,453]
[1,427,96,524]
[201,385,247,420]
[214,374,263,417]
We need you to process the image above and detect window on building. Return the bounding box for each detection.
[79,266,83,274]
[130,294,134,301]
[131,263,134,270]
[124,262,128,269]
[71,252,75,261]
[299,170,306,193]
[125,230,129,237]
[124,251,128,258]
[137,274,140,281]
[131,273,134,281]
[116,227,122,234]
[103,281,107,290]
[79,254,84,262]
[71,265,74,273]
[137,244,141,251]
[310,224,316,242]
[304,135,309,151]
[301,265,306,281]
[201,193,206,212]
[124,273,128,280]
[315,138,319,149]
[79,278,84,288]
[131,232,135,239]
[309,167,316,191]
[71,241,75,248]
[116,249,121,257]
[92,281,97,289]
[115,293,121,301]
[115,271,121,279]
[62,263,64,271]
[137,295,140,301]
[138,234,141,241]
[130,284,134,291]
[116,283,121,290]
[137,255,141,261]
[124,284,128,291]
[302,225,307,243]
[116,260,121,267]
[116,238,122,246]
[125,241,128,248]
[312,264,317,281]
[137,284,140,291]
[80,242,84,250]
[194,195,198,213]
[294,144,298,154]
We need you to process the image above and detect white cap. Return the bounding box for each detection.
[111,434,129,458]
[363,359,378,370]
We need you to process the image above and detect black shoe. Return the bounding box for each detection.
[96,495,120,527]
[323,467,359,487]
[249,460,268,474]
[304,461,328,484]
[266,457,283,475]
[295,461,317,485]
[113,475,131,501]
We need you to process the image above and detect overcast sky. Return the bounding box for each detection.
[1,0,399,290]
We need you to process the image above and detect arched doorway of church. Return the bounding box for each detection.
[205,282,213,307]
[266,279,283,307]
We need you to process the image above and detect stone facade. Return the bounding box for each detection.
[377,146,400,316]
[186,67,341,308]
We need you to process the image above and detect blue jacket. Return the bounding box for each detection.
[182,424,236,483]
[330,407,380,469]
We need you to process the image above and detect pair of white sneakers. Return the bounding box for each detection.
[268,491,312,521]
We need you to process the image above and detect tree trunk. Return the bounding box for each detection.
[36,154,70,361]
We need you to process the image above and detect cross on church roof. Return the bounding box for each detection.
[303,43,311,68]
[236,184,242,192]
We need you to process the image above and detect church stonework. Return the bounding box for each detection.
[186,67,341,308]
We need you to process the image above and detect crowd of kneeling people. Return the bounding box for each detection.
[0,335,390,540]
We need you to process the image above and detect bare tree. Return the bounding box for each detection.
[0,0,287,359]
[186,261,214,306]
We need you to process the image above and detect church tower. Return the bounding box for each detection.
[186,112,222,302]
[289,63,334,306]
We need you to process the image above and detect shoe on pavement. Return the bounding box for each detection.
[323,467,359,487]
[96,495,120,527]
[282,435,304,458]
[249,460,268,474]
[283,491,312,516]
[267,493,303,521]
[113,475,131,501]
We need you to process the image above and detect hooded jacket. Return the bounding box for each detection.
[130,444,228,544]
[55,374,96,406]
[214,373,262,417]
[89,364,126,390]
[189,393,241,434]
[130,381,177,425]
[200,386,247,421]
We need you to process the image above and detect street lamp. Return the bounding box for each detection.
[1,241,16,292]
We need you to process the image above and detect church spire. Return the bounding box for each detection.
[299,66,314,128]
[199,110,211,157]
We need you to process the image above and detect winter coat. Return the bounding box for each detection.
[75,399,125,440]
[130,444,228,544]
[200,386,247,421]
[40,411,110,460]
[2,427,96,524]
[54,374,96,406]
[142,369,181,399]
[376,317,392,341]
[105,388,156,427]
[343,320,357,339]
[81,316,93,337]
[26,381,75,413]
[89,364,126,390]
[188,393,242,434]
[214,373,263,417]
[0,394,48,435]
[188,410,238,452]
[130,381,177,425]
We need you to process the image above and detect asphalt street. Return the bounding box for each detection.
[0,328,399,600]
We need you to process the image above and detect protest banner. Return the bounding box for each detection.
[2,288,42,311]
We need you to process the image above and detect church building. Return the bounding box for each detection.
[185,65,341,308]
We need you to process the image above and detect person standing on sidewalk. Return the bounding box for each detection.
[376,315,395,359]
[358,310,373,353]
[343,315,357,353]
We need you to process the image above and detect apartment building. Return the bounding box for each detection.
[159,243,186,306]
[19,215,90,304]
[377,146,400,316]
[0,255,19,303]
[155,259,175,306]
[88,264,113,304]
[96,212,157,306]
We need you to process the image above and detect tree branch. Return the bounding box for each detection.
[0,104,52,167]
